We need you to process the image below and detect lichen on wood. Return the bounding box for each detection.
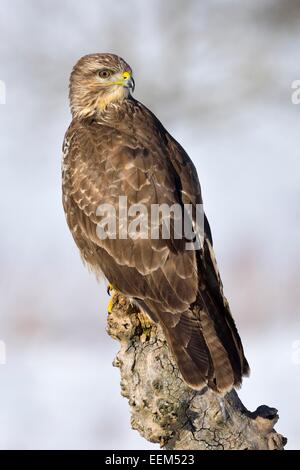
[107,291,287,450]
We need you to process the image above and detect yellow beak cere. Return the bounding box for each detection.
[123,71,131,80]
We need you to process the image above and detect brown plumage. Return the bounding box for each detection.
[62,53,249,393]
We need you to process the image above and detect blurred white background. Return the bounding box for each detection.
[0,0,299,450]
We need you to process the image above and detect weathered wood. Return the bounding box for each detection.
[107,291,287,450]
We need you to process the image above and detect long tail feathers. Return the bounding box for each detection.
[160,239,249,393]
[162,301,249,393]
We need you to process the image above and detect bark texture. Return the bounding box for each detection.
[107,291,287,450]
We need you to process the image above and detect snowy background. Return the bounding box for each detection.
[0,0,299,449]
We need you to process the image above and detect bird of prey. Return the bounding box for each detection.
[62,53,249,393]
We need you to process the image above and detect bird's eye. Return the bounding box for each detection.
[98,69,112,79]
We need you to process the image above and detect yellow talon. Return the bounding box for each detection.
[137,311,152,342]
[107,283,114,296]
[108,297,114,313]
[138,311,152,330]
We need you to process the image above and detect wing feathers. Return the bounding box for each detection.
[62,98,249,393]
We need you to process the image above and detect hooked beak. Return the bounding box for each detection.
[127,76,135,93]
[122,72,135,93]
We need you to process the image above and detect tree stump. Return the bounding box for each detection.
[107,291,287,450]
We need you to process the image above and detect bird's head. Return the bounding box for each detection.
[69,53,135,119]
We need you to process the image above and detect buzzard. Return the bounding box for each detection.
[62,53,249,392]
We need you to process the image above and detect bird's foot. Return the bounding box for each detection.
[137,311,152,342]
[107,283,116,313]
[107,297,114,314]
[107,283,114,296]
